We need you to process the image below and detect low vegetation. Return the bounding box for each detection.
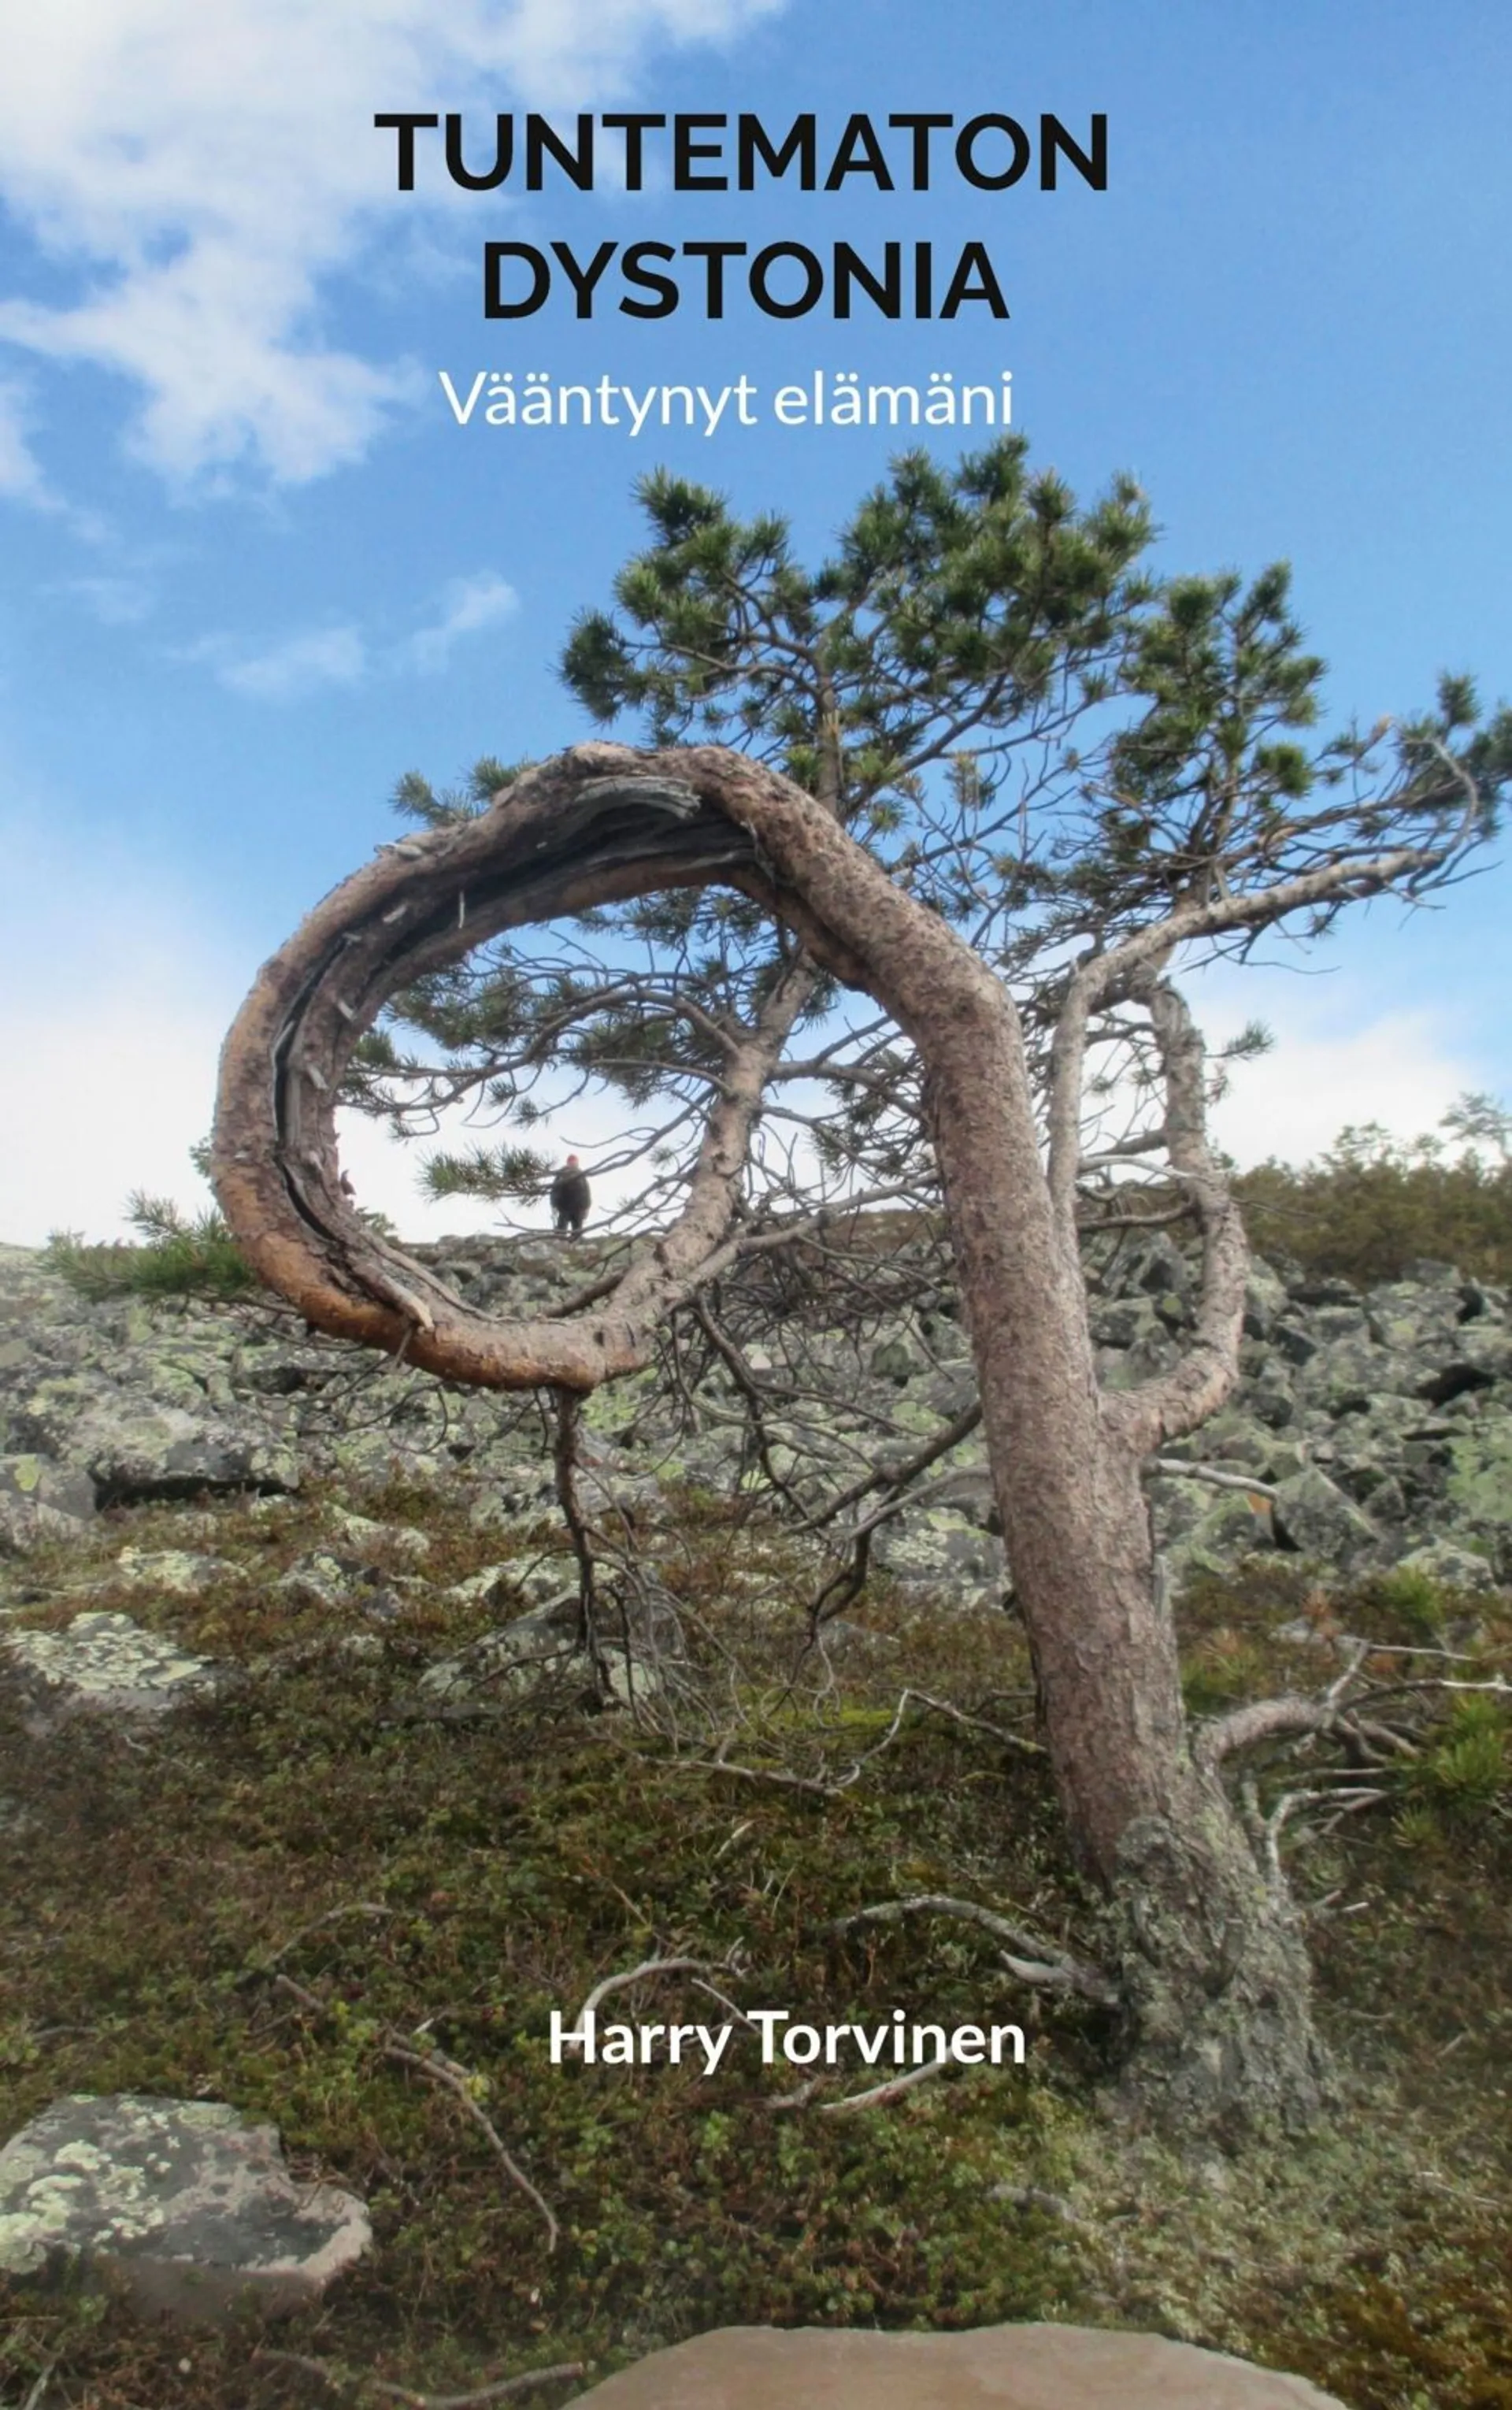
[2,1478,1507,2410]
[1235,1100,1512,1288]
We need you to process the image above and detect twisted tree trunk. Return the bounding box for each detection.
[213,741,1329,2130]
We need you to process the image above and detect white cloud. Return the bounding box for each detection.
[0,805,509,1245]
[204,622,368,699]
[0,788,748,1245]
[1191,968,1487,1168]
[404,571,519,673]
[0,376,58,507]
[0,815,232,1246]
[0,0,784,491]
[183,569,517,699]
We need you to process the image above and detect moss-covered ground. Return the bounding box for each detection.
[1,1483,1507,2410]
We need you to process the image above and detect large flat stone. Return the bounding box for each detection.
[5,1611,220,1730]
[564,2324,1349,2408]
[0,2095,370,2324]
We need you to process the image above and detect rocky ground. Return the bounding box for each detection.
[1,1229,1508,2410]
[2,1229,1508,1599]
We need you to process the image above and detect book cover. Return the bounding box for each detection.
[1,8,1508,2408]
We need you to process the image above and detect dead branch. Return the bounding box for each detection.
[252,2345,585,2406]
[365,2372,586,2409]
[575,1952,745,2025]
[1149,1459,1279,1500]
[686,1685,1043,1804]
[550,1385,604,1685]
[805,1398,984,1530]
[253,1901,392,1974]
[819,1893,1116,2005]
[1196,1695,1340,1769]
[269,1974,559,2252]
[691,1293,806,1509]
[818,2054,954,2115]
[685,1752,839,1799]
[901,1689,1044,1755]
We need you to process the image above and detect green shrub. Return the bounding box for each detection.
[1407,1695,1510,1825]
[1370,1565,1445,1638]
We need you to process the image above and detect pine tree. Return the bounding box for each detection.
[214,437,1510,2131]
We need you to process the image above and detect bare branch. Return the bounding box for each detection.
[1196,1695,1339,1770]
[251,2347,586,2407]
[576,1953,744,2024]
[1149,1459,1278,1500]
[817,2055,954,2115]
[818,1893,1116,2005]
[269,1974,559,2253]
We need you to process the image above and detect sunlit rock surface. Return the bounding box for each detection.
[563,2322,1350,2407]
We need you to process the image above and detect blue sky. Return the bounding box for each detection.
[2,0,1508,1243]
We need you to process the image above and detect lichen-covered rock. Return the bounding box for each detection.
[562,2322,1349,2407]
[419,1584,673,1709]
[1166,1492,1275,1581]
[1444,1422,1512,1574]
[0,1451,98,1554]
[418,1600,583,1697]
[2,1233,1510,1607]
[276,1551,376,1611]
[0,1492,94,1557]
[323,1507,432,1560]
[114,1546,244,1595]
[870,1337,918,1383]
[1391,1538,1499,1593]
[0,1454,96,1521]
[870,1507,1009,1600]
[6,1611,220,1729]
[1271,1466,1383,1568]
[0,2094,370,2323]
[46,1394,298,1505]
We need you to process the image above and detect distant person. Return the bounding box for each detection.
[550,1154,591,1237]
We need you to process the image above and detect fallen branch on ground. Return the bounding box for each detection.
[817,2053,954,2115]
[252,2345,585,2405]
[574,1950,747,2026]
[819,1893,1117,2006]
[270,1973,559,2252]
[1148,1458,1279,1499]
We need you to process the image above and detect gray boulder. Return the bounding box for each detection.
[0,1493,92,1557]
[0,2094,370,2323]
[0,1452,98,1555]
[1389,1538,1499,1593]
[870,1507,1009,1600]
[1166,1492,1276,1582]
[1444,1422,1512,1574]
[0,1454,96,1522]
[6,1611,220,1730]
[114,1546,243,1595]
[419,1589,670,1708]
[1271,1466,1383,1568]
[50,1394,296,1504]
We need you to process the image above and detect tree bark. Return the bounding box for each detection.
[213,740,1329,2130]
